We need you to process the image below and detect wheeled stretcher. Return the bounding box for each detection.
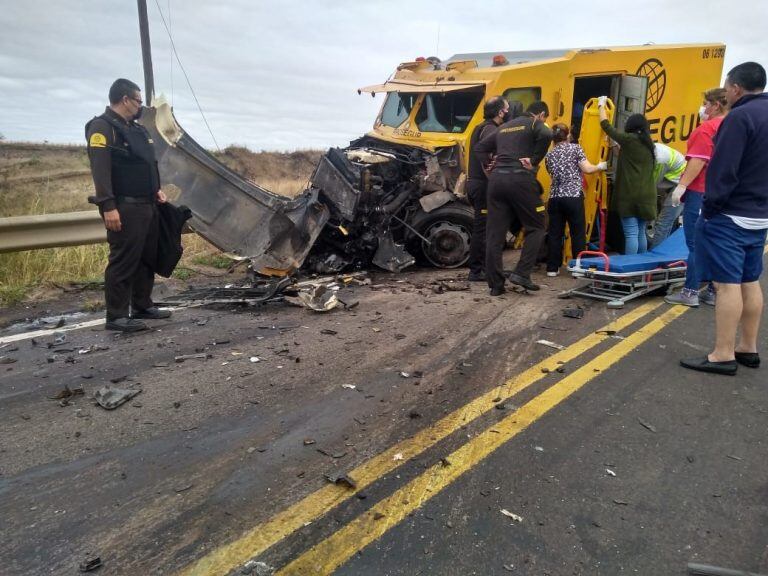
[561,228,688,308]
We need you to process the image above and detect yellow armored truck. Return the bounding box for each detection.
[325,43,725,264]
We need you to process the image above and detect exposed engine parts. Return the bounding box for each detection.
[305,136,473,273]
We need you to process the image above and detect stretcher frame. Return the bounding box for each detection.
[561,251,687,308]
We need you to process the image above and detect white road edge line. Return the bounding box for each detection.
[0,307,179,345]
[0,318,106,345]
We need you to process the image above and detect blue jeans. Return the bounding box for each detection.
[621,216,648,254]
[682,191,704,290]
[650,196,684,248]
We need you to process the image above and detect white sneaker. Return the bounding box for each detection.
[546,271,559,277]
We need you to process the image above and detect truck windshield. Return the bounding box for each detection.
[415,89,484,133]
[380,93,419,128]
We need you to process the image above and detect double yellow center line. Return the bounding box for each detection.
[181,300,681,575]
[277,304,687,574]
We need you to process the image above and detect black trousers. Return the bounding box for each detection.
[485,171,546,291]
[104,202,159,320]
[546,196,586,272]
[466,178,488,275]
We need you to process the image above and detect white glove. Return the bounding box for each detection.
[598,96,608,108]
[670,184,686,207]
[596,161,608,171]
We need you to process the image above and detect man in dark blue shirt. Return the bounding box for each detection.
[681,62,768,375]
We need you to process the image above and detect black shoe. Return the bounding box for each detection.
[468,271,487,282]
[489,286,506,296]
[508,271,540,291]
[735,351,760,368]
[680,356,737,375]
[131,306,171,320]
[105,317,149,332]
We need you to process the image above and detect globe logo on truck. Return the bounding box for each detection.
[636,58,666,113]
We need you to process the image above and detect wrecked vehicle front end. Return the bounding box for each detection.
[142,73,484,277]
[306,137,474,274]
[141,97,330,277]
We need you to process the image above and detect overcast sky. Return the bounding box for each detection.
[1,0,765,151]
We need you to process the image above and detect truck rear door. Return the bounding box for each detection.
[616,75,649,130]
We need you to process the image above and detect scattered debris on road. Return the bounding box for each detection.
[536,339,566,351]
[174,353,211,363]
[78,344,109,355]
[285,282,339,312]
[500,509,523,522]
[239,560,274,576]
[51,331,67,346]
[562,306,584,319]
[78,555,102,573]
[48,384,85,401]
[324,472,357,489]
[606,468,617,477]
[638,417,657,433]
[93,386,142,410]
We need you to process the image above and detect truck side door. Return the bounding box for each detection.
[615,75,649,130]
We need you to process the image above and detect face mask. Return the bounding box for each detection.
[133,106,144,121]
[698,105,709,121]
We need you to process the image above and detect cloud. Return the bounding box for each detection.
[1,0,766,149]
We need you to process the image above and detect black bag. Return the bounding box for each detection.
[155,202,192,278]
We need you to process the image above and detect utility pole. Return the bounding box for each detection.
[137,0,155,104]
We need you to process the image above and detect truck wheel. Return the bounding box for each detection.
[408,203,474,268]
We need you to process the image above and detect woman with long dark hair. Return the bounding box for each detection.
[598,102,657,254]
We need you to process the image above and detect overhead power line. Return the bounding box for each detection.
[152,0,221,151]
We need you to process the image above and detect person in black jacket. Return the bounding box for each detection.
[474,101,553,295]
[85,78,171,332]
[466,96,510,282]
[681,62,768,375]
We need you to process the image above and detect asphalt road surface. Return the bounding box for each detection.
[1,262,766,576]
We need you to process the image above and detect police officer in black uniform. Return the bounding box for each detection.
[474,101,552,295]
[466,96,510,282]
[85,78,170,332]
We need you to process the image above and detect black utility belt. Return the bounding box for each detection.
[493,168,530,175]
[115,196,155,205]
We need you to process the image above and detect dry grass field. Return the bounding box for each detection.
[0,142,322,306]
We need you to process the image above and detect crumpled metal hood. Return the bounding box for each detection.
[140,96,329,275]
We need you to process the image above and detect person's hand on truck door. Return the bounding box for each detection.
[598,96,608,108]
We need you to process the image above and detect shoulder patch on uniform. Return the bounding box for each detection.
[89,132,107,148]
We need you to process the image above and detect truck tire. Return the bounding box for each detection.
[408,202,474,268]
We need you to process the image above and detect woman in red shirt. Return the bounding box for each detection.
[665,88,729,307]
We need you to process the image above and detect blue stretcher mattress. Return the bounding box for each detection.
[568,228,689,273]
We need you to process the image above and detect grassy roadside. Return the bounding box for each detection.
[0,142,320,307]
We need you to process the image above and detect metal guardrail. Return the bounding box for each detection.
[0,211,106,253]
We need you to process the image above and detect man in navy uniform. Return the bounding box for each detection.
[86,78,170,332]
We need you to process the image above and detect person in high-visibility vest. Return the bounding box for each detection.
[649,143,687,248]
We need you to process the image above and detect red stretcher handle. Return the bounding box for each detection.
[576,250,610,272]
[664,260,688,269]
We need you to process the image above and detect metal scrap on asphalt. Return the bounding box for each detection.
[93,386,142,410]
[536,339,566,351]
[500,509,524,522]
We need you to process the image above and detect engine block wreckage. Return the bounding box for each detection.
[142,97,473,305]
